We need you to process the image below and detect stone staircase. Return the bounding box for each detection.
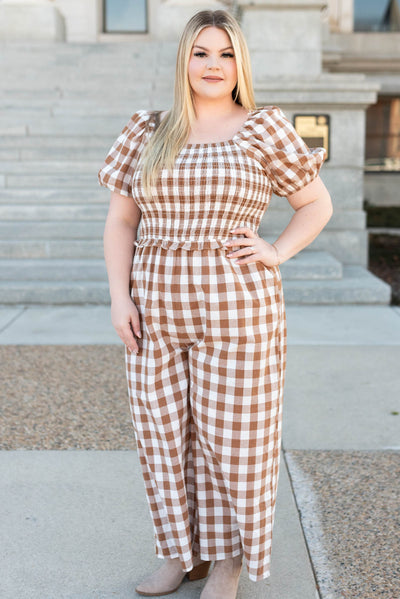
[0,41,391,305]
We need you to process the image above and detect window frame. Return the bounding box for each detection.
[365,95,400,173]
[354,0,400,32]
[103,0,148,34]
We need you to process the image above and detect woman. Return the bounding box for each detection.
[98,9,332,599]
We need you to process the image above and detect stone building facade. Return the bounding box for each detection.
[1,0,399,210]
[0,0,395,304]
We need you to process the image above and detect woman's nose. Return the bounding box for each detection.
[206,55,220,69]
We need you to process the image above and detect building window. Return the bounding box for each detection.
[104,0,147,33]
[365,96,400,171]
[354,0,400,32]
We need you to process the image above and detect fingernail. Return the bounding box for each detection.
[137,332,142,338]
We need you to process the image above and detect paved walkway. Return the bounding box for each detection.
[1,305,399,598]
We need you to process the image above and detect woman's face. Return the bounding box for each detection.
[188,26,238,102]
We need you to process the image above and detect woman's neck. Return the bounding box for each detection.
[192,98,241,122]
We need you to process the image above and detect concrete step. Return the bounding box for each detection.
[15,147,109,161]
[0,73,157,86]
[0,188,108,204]
[0,235,330,261]
[0,137,114,161]
[262,228,368,266]
[0,240,103,259]
[0,259,107,281]
[51,103,154,117]
[0,70,154,84]
[0,221,104,239]
[0,115,137,137]
[0,218,367,252]
[0,160,101,174]
[0,41,384,307]
[0,136,114,149]
[0,148,19,161]
[279,251,342,280]
[1,102,153,118]
[60,87,173,104]
[0,66,175,86]
[3,173,96,188]
[0,90,61,104]
[0,201,362,230]
[0,266,389,305]
[0,219,367,264]
[0,204,108,220]
[0,52,162,68]
[0,280,110,305]
[0,164,362,212]
[0,252,341,284]
[266,208,365,230]
[0,108,51,120]
[0,42,175,60]
[282,266,391,305]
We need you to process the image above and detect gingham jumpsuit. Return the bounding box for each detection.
[98,106,326,582]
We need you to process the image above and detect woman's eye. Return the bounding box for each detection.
[193,52,235,58]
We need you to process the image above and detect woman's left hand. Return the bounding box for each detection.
[224,227,280,267]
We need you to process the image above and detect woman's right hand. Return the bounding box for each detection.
[111,296,142,354]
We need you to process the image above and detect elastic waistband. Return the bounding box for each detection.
[133,237,244,251]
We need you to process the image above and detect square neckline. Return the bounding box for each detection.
[183,109,256,148]
[150,108,259,149]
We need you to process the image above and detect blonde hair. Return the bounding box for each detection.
[140,9,256,198]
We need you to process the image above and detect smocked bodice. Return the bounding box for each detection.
[98,107,326,250]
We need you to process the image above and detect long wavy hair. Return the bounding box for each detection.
[139,9,256,198]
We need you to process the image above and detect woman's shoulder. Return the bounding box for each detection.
[125,108,171,136]
[242,105,301,147]
[248,105,288,129]
[123,109,152,134]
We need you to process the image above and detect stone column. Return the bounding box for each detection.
[237,0,379,268]
[238,0,326,82]
[326,0,353,32]
[0,0,66,41]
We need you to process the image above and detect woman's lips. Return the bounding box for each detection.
[203,77,223,81]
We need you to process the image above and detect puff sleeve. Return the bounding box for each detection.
[253,106,327,197]
[97,109,150,197]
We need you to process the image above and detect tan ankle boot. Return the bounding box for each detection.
[199,555,243,599]
[135,556,212,596]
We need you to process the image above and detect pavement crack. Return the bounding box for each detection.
[0,306,27,335]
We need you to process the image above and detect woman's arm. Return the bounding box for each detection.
[272,176,333,264]
[225,176,333,266]
[103,191,142,353]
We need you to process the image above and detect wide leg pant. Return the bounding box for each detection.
[125,244,287,582]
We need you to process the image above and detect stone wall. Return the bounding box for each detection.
[0,0,357,43]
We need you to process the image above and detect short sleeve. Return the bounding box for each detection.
[97,109,150,197]
[253,106,327,197]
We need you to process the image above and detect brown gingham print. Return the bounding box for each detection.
[98,107,326,581]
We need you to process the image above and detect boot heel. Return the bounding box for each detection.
[187,561,212,581]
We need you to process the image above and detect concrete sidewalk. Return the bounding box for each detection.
[0,451,317,599]
[1,305,399,598]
